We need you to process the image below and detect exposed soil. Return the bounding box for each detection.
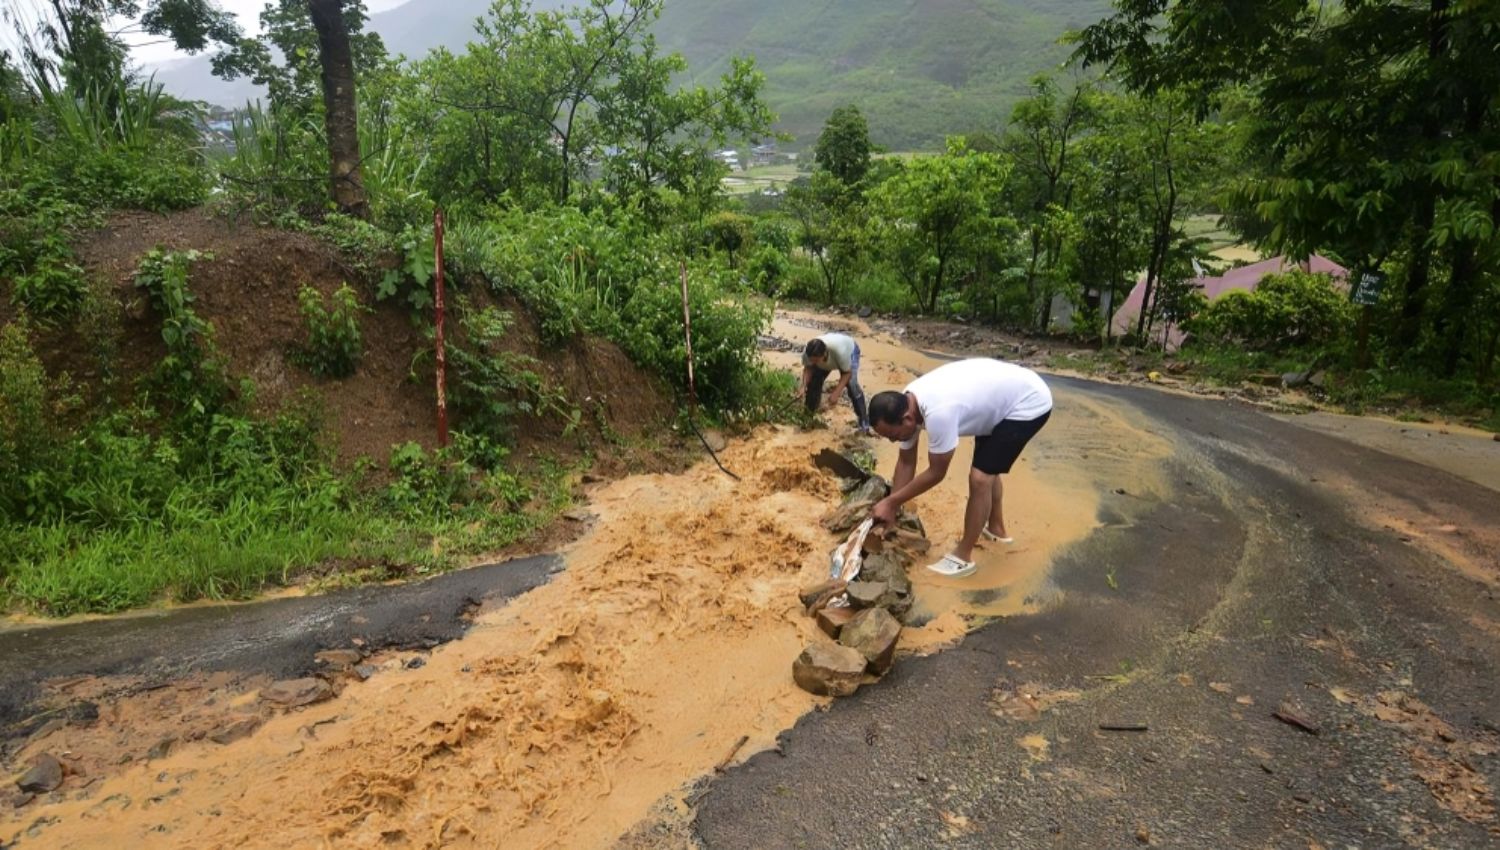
[4,207,678,472]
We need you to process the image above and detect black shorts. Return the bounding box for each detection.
[972,411,1051,475]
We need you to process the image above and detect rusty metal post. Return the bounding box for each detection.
[434,208,449,448]
[680,260,696,410]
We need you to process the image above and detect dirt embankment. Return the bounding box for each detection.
[5,207,675,471]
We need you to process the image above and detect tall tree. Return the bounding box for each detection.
[813,104,872,187]
[869,139,1012,314]
[306,0,367,219]
[1076,0,1500,373]
[1001,74,1095,330]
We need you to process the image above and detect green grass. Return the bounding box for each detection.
[0,449,576,617]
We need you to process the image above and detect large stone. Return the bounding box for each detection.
[315,649,363,669]
[812,449,869,482]
[846,580,888,609]
[208,718,262,745]
[820,476,892,533]
[839,608,902,675]
[16,754,63,794]
[260,678,334,708]
[798,579,846,609]
[815,605,856,638]
[860,553,911,596]
[792,642,868,697]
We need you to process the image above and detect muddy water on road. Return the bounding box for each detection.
[771,310,1173,638]
[6,311,1176,850]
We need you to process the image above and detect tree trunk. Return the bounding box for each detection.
[1439,240,1479,376]
[308,0,370,220]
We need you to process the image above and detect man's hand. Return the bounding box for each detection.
[871,496,898,527]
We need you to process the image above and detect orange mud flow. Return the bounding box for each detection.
[5,309,1173,850]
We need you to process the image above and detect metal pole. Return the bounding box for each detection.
[680,261,696,409]
[434,208,449,448]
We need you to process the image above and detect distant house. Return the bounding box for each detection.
[713,148,742,171]
[1108,254,1349,350]
[750,142,778,166]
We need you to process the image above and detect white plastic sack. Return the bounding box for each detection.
[829,517,875,582]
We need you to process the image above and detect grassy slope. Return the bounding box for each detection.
[653,0,1110,150]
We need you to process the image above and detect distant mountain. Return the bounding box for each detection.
[150,0,1108,150]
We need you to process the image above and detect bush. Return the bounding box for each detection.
[0,192,93,322]
[0,321,57,518]
[1187,270,1354,351]
[133,247,230,419]
[437,305,577,444]
[748,244,791,296]
[296,283,366,378]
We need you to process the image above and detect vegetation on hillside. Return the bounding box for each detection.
[0,0,785,615]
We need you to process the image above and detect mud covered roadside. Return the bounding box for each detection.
[3,308,1175,848]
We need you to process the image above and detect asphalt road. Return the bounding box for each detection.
[0,555,559,735]
[693,377,1500,849]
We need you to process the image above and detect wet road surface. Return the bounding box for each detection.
[693,377,1500,848]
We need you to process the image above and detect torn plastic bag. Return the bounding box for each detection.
[829,517,875,582]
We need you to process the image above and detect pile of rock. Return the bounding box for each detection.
[791,460,931,698]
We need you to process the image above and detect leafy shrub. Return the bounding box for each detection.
[296,283,366,378]
[435,305,578,444]
[133,247,229,418]
[704,211,752,264]
[0,192,93,321]
[0,321,57,517]
[11,257,87,319]
[1187,270,1354,351]
[748,244,791,295]
[382,436,528,517]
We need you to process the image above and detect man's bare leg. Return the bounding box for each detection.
[953,467,995,562]
[987,474,1007,538]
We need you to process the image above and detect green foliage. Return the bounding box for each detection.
[1187,271,1355,352]
[436,305,579,445]
[747,244,792,296]
[296,283,366,378]
[813,105,872,186]
[704,211,752,264]
[786,171,867,305]
[132,247,229,418]
[406,0,774,213]
[0,321,59,518]
[1076,0,1500,375]
[867,139,1013,313]
[473,206,769,409]
[0,189,91,324]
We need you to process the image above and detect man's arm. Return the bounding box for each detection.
[873,449,953,525]
[824,370,853,408]
[891,443,918,491]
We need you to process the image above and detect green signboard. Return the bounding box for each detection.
[1352,271,1385,306]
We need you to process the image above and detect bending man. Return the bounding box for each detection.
[796,333,870,433]
[867,358,1053,577]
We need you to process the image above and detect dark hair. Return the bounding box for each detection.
[804,338,827,358]
[868,391,909,426]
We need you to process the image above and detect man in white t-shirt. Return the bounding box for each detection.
[795,332,870,433]
[867,358,1053,577]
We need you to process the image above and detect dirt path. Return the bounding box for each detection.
[3,311,1156,848]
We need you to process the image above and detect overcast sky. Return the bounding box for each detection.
[1,0,409,71]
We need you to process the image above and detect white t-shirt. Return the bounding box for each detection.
[801,333,857,373]
[900,359,1053,454]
